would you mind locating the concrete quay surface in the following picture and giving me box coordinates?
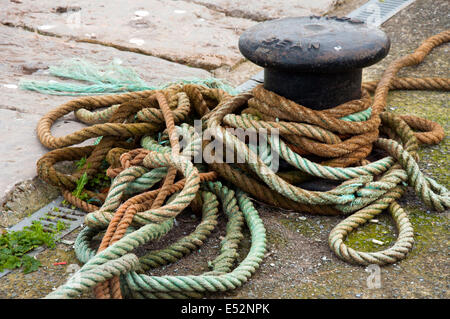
[0,0,448,299]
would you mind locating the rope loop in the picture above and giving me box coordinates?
[37,31,449,299]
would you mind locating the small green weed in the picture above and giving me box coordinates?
[61,158,110,208]
[0,221,67,274]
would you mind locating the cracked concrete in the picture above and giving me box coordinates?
[0,0,448,300]
[0,0,341,70]
[0,23,211,203]
[0,0,257,70]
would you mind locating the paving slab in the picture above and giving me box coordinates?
[0,109,57,198]
[0,24,211,202]
[182,0,340,21]
[0,0,259,70]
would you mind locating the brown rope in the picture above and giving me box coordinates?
[35,31,449,298]
[205,30,449,213]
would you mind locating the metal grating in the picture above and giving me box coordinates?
[0,196,85,278]
[347,0,416,27]
[235,70,264,92]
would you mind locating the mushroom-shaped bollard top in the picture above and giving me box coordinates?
[239,16,390,109]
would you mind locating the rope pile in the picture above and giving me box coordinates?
[35,31,449,299]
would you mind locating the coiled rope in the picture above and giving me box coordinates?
[36,31,449,299]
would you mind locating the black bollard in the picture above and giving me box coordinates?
[239,16,390,110]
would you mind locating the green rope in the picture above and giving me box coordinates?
[47,182,266,299]
[31,40,448,299]
[20,58,240,95]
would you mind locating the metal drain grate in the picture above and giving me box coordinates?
[235,70,264,92]
[347,0,416,27]
[0,196,85,278]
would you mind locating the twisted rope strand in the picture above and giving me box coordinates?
[36,31,449,299]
